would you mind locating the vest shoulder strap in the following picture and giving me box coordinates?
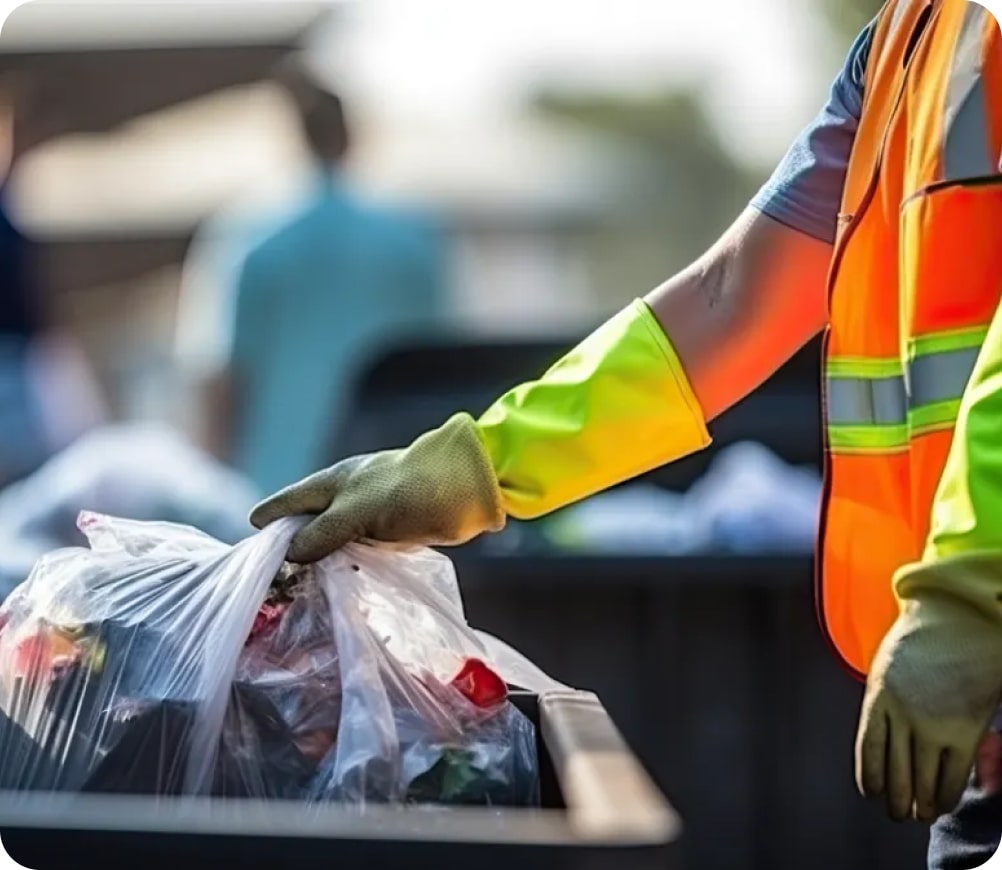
[839,0,934,220]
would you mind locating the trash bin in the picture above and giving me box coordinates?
[0,690,682,870]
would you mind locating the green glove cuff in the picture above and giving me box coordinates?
[474,299,710,520]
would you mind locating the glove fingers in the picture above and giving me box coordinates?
[250,471,338,529]
[912,739,944,822]
[856,704,888,798]
[885,719,914,822]
[286,507,359,563]
[937,745,976,817]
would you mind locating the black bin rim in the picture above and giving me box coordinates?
[0,691,681,849]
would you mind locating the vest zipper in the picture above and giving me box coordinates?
[815,5,938,684]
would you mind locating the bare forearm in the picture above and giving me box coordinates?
[645,208,832,420]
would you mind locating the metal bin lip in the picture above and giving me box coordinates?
[0,690,681,849]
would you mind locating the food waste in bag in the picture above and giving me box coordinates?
[0,512,561,807]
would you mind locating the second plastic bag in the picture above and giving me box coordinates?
[0,512,561,807]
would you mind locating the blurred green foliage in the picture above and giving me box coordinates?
[532,88,759,305]
[820,0,884,44]
[530,0,885,310]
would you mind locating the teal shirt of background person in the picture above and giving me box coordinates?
[228,175,449,496]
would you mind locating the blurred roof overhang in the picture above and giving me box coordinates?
[0,1,621,296]
[30,199,607,300]
[0,0,336,151]
[9,97,617,294]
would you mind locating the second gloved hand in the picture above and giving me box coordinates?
[855,554,1002,822]
[249,413,505,563]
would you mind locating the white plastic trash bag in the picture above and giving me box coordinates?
[0,512,565,807]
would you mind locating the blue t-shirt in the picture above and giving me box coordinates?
[181,176,449,496]
[750,21,875,244]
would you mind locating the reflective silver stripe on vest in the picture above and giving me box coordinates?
[943,2,993,180]
[827,374,907,426]
[908,345,981,406]
[827,346,980,426]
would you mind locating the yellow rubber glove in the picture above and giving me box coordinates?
[250,299,709,562]
[855,554,1002,821]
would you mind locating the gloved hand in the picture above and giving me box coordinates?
[249,413,505,563]
[855,554,1002,822]
[251,299,710,563]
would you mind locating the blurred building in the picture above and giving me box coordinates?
[0,1,336,422]
[0,0,838,431]
[0,0,636,428]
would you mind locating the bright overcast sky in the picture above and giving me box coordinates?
[309,0,841,167]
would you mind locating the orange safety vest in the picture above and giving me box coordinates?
[818,0,1002,679]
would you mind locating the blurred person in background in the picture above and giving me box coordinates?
[174,57,449,496]
[0,83,105,489]
[0,148,45,485]
[251,2,1002,867]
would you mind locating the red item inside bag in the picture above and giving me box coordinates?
[450,658,508,709]
[247,602,287,644]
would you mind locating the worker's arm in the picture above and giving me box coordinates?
[250,209,831,562]
[473,210,831,520]
[646,207,830,421]
[856,298,1002,821]
[175,214,274,466]
[250,20,873,562]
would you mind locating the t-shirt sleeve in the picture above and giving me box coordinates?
[749,19,875,245]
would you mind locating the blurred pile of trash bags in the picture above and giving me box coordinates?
[0,423,821,575]
[514,442,822,558]
[0,511,555,807]
[0,423,260,601]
